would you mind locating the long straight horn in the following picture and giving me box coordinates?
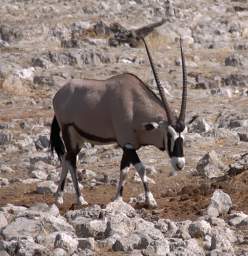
[178,37,187,126]
[142,37,175,125]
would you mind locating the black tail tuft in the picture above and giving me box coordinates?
[50,116,65,161]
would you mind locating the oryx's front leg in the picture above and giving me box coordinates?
[114,145,157,208]
[113,150,131,201]
[134,160,157,209]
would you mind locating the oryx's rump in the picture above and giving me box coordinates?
[53,73,168,149]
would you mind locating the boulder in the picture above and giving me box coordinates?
[207,190,232,217]
[196,150,228,179]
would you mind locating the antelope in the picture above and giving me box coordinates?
[50,38,187,208]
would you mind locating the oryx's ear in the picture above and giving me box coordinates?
[142,121,164,131]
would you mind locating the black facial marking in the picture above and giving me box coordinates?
[173,137,184,157]
[167,133,184,158]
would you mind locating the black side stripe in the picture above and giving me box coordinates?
[67,123,116,143]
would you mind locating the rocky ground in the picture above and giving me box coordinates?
[1,0,248,255]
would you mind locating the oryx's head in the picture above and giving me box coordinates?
[142,37,187,172]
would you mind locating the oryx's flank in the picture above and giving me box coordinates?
[50,38,187,208]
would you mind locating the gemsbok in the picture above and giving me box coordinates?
[50,37,187,208]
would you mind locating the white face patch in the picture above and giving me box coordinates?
[167,125,180,152]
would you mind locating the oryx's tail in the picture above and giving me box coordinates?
[50,115,65,161]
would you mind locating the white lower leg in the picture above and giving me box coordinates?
[114,167,129,201]
[134,162,157,208]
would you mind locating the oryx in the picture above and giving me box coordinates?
[50,38,187,208]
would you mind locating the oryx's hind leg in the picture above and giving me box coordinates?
[66,152,88,206]
[55,154,68,205]
[62,125,88,206]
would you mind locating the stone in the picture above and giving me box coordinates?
[2,74,29,95]
[188,220,211,238]
[66,205,102,223]
[0,178,9,187]
[0,165,14,174]
[54,232,78,254]
[188,116,212,133]
[155,219,178,237]
[36,180,57,194]
[104,200,136,217]
[233,127,248,142]
[3,237,49,256]
[207,190,232,217]
[0,132,12,145]
[203,128,239,143]
[112,233,149,252]
[74,219,107,239]
[225,53,243,66]
[228,211,248,227]
[210,226,236,253]
[78,237,95,250]
[53,248,68,256]
[0,212,8,229]
[31,170,48,180]
[228,153,248,176]
[35,135,50,150]
[2,217,42,240]
[196,150,228,179]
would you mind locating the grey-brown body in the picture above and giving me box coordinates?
[53,73,168,150]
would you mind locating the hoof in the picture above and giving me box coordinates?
[77,196,88,206]
[145,192,158,209]
[55,194,64,205]
[112,196,123,202]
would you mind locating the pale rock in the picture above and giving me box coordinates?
[0,178,9,187]
[228,211,248,227]
[0,132,12,145]
[14,67,35,80]
[188,116,212,133]
[104,199,136,217]
[2,74,29,95]
[155,219,178,237]
[0,212,8,229]
[54,232,79,254]
[207,190,232,217]
[75,218,107,239]
[106,213,136,237]
[188,220,211,238]
[36,180,57,194]
[112,233,149,252]
[78,237,95,250]
[31,170,48,180]
[2,217,42,240]
[53,248,68,256]
[66,205,102,223]
[0,164,14,174]
[196,150,228,179]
